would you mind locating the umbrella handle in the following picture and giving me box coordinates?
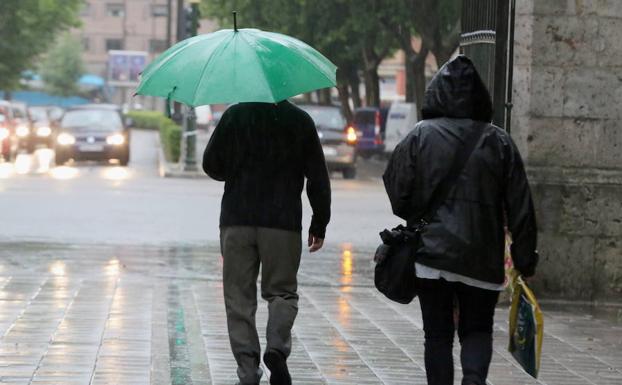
[166,87,176,118]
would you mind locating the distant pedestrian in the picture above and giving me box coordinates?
[203,101,331,385]
[383,55,539,385]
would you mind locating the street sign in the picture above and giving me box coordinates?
[107,50,148,87]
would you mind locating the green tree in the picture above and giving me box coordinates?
[202,0,397,118]
[40,34,85,97]
[0,0,83,97]
[376,0,461,119]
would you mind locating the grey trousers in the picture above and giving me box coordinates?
[220,226,302,385]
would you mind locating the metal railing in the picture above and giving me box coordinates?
[460,0,515,133]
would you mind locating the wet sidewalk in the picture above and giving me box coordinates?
[0,242,620,385]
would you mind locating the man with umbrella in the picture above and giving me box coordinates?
[137,23,335,385]
[203,99,331,385]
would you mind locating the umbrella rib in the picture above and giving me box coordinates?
[190,33,236,105]
[261,31,337,84]
[238,32,278,102]
[138,33,225,99]
[246,30,337,96]
[137,42,199,98]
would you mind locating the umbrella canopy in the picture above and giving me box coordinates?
[135,28,337,106]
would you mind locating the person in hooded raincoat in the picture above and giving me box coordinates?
[383,55,538,385]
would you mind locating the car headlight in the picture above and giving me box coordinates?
[106,133,125,145]
[0,127,9,140]
[16,125,30,138]
[57,133,76,145]
[36,126,52,137]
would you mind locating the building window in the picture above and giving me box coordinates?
[149,39,168,53]
[80,2,91,16]
[105,38,124,51]
[82,37,90,51]
[151,4,168,17]
[106,3,125,17]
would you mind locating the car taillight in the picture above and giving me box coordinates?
[374,111,383,145]
[346,126,357,144]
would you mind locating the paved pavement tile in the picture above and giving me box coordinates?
[0,242,620,384]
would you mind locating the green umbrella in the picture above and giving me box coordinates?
[135,27,337,106]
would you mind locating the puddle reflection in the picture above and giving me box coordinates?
[50,261,66,276]
[102,166,130,181]
[0,162,14,178]
[340,244,353,286]
[35,149,54,173]
[50,166,79,180]
[105,257,120,276]
[14,154,32,174]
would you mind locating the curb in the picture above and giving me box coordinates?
[156,134,208,179]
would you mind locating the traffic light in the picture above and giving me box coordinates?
[184,4,200,38]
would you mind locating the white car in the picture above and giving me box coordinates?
[383,102,418,155]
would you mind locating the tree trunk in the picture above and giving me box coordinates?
[363,66,381,107]
[362,45,381,107]
[348,69,362,108]
[431,47,454,69]
[337,68,353,122]
[404,51,416,103]
[412,47,428,121]
[337,80,353,122]
[318,88,332,105]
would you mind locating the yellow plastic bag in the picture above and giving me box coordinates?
[508,271,544,378]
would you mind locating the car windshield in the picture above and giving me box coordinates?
[12,107,25,119]
[29,107,49,122]
[61,109,122,131]
[299,106,345,131]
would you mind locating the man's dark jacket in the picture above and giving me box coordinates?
[383,55,538,283]
[203,101,331,238]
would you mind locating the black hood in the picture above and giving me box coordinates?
[421,55,493,122]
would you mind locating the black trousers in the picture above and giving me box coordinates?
[417,278,500,385]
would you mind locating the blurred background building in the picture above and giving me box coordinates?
[75,0,217,107]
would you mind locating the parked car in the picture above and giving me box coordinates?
[54,104,130,166]
[298,104,357,179]
[9,102,36,153]
[352,106,389,158]
[22,105,55,151]
[195,105,213,130]
[0,112,11,161]
[383,102,418,155]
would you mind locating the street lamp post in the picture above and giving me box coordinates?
[181,0,201,172]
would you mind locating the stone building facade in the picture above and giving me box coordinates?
[512,0,622,300]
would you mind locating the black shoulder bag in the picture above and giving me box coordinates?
[374,123,487,304]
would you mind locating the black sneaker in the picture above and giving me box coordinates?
[263,349,291,385]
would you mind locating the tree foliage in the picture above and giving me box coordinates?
[0,0,83,94]
[40,34,85,97]
[202,0,461,118]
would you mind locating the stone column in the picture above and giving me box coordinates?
[512,0,622,300]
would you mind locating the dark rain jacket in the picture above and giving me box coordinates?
[203,101,331,238]
[383,55,538,284]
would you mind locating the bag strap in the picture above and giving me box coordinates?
[416,122,488,228]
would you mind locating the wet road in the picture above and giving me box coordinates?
[0,129,396,250]
[0,242,620,385]
[1,130,621,384]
